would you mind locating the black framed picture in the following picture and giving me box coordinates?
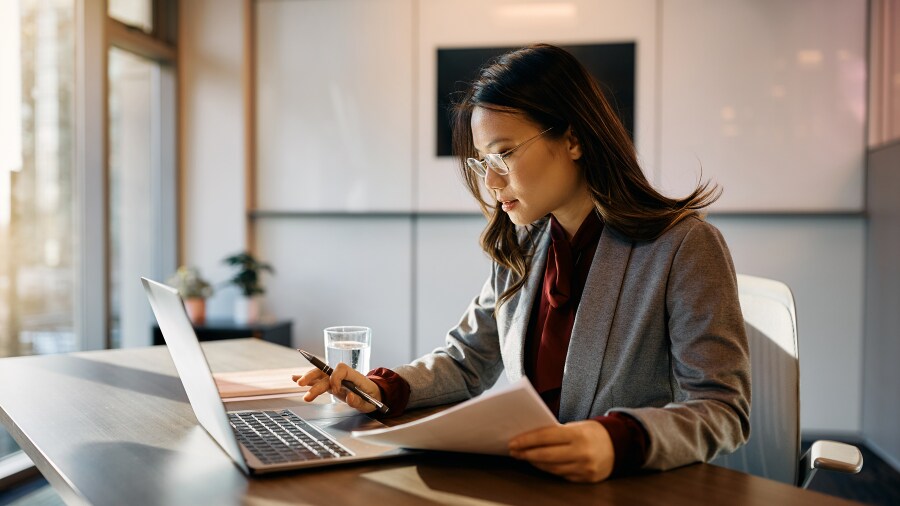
[436,43,636,157]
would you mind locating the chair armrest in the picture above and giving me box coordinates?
[799,440,863,488]
[810,440,863,473]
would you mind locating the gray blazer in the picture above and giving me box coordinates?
[394,215,751,471]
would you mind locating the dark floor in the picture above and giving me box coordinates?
[1,439,898,505]
[0,478,61,506]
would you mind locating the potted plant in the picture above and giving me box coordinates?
[222,251,274,324]
[166,266,214,325]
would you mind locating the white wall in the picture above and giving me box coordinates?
[181,0,867,433]
[180,0,247,317]
[659,0,866,212]
[257,217,414,368]
[254,0,867,214]
[255,0,415,212]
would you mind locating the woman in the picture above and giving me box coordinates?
[295,43,750,483]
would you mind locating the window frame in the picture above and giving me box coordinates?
[75,0,177,352]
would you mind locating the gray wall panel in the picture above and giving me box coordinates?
[863,141,900,468]
[414,216,491,357]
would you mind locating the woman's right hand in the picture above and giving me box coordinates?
[292,363,383,414]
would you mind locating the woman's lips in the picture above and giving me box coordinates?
[500,200,518,212]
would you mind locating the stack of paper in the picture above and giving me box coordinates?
[352,377,559,455]
[213,367,311,399]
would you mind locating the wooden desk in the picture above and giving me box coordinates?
[0,340,858,506]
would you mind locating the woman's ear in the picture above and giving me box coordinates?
[566,127,583,161]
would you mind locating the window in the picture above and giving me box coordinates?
[108,0,153,33]
[0,0,177,480]
[107,47,176,348]
[0,0,77,464]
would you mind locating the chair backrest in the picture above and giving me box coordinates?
[711,274,801,485]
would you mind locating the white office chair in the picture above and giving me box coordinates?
[711,274,863,487]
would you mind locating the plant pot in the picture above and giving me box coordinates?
[234,295,261,325]
[183,297,207,325]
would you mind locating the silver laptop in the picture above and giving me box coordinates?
[141,277,407,474]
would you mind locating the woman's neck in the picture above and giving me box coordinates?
[552,197,595,241]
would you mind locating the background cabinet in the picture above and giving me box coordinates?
[153,319,292,347]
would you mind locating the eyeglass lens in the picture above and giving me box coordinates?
[466,155,508,177]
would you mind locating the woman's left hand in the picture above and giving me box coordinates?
[508,421,615,483]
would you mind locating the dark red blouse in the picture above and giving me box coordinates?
[523,212,648,476]
[368,212,649,476]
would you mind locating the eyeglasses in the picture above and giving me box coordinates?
[466,127,553,178]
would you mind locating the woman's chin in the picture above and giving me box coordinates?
[504,209,540,227]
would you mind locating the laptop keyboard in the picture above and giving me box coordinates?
[228,410,354,465]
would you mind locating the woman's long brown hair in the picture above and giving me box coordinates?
[450,44,720,308]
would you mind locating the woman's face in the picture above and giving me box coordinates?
[470,106,591,234]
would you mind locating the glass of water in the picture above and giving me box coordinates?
[323,326,371,375]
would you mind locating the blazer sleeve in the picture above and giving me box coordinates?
[392,266,505,409]
[611,221,752,470]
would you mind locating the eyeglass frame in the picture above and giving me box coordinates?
[466,126,554,178]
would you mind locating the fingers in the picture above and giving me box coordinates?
[528,460,587,481]
[519,450,591,483]
[293,369,326,386]
[302,376,333,402]
[294,362,381,412]
[328,363,353,395]
[294,369,328,402]
[509,421,615,483]
[343,390,376,414]
[510,442,576,465]
[529,457,609,483]
[509,425,571,452]
[328,363,367,395]
[509,426,576,468]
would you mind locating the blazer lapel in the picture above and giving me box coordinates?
[558,227,633,422]
[500,222,551,382]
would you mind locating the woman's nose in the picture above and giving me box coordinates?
[484,167,507,190]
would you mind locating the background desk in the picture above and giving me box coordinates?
[152,319,292,346]
[0,340,859,506]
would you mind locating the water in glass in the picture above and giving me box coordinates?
[326,340,371,374]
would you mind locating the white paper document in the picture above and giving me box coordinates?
[351,377,559,455]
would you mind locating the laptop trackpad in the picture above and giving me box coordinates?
[315,415,385,434]
[288,403,387,434]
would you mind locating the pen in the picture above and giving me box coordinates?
[297,349,390,415]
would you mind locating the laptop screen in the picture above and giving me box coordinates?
[142,277,250,474]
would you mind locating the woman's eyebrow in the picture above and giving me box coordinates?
[474,138,512,155]
[486,139,511,151]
